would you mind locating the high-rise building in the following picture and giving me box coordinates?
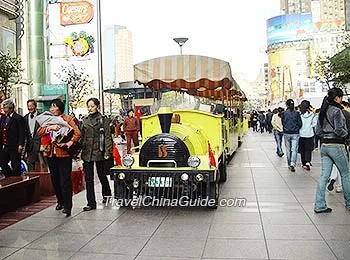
[280,0,311,14]
[319,0,345,23]
[103,25,133,86]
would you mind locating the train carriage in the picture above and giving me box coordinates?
[111,55,246,208]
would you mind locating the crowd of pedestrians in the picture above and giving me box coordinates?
[0,96,140,217]
[249,87,350,213]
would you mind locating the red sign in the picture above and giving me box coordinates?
[60,1,94,26]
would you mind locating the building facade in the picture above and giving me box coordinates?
[346,0,350,29]
[319,0,345,23]
[266,0,346,107]
[280,0,311,14]
[0,0,17,56]
[103,25,133,86]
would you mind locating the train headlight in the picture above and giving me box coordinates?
[118,172,125,180]
[122,154,134,168]
[195,173,204,182]
[132,179,140,188]
[181,173,189,181]
[187,156,201,168]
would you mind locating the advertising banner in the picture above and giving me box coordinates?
[267,13,313,45]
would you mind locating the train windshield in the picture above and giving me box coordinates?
[152,91,198,111]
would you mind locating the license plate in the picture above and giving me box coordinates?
[148,177,172,187]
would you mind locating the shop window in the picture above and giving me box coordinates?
[0,28,16,56]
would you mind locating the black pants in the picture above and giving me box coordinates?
[299,137,313,166]
[47,156,73,210]
[251,121,257,131]
[0,147,21,177]
[83,160,112,207]
[314,135,320,149]
[259,122,265,133]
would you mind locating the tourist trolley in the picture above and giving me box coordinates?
[111,55,246,208]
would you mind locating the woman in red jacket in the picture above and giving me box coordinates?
[123,109,139,154]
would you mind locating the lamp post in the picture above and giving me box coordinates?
[96,0,104,113]
[173,37,188,55]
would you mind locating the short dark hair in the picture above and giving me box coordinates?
[127,108,134,114]
[86,98,100,107]
[49,98,65,113]
[27,99,37,107]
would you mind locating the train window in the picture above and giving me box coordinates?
[214,104,225,114]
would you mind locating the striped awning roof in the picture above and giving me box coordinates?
[134,55,244,101]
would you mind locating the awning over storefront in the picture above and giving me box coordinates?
[34,95,65,102]
[134,55,245,101]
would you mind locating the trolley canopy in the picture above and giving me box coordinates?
[134,55,245,101]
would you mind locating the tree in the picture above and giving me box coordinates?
[104,92,120,114]
[313,55,334,90]
[0,52,22,97]
[55,64,93,112]
[329,48,350,90]
[104,81,120,114]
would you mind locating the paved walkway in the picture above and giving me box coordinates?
[0,131,350,260]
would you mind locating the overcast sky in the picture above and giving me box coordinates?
[100,0,280,82]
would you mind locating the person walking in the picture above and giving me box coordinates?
[281,99,302,172]
[124,109,140,154]
[326,100,350,193]
[251,111,258,132]
[271,107,284,157]
[314,88,350,213]
[257,111,266,133]
[80,98,112,211]
[0,99,25,177]
[266,109,273,133]
[299,100,317,171]
[37,99,81,217]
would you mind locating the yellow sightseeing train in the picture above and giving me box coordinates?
[111,55,246,208]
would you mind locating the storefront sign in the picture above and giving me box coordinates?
[60,1,94,26]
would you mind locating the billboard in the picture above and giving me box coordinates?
[267,13,313,45]
[60,1,94,26]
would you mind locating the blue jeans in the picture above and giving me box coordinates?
[273,130,283,155]
[284,134,299,166]
[315,144,350,211]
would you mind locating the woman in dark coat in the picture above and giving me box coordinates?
[81,98,112,211]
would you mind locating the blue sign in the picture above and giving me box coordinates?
[267,13,313,45]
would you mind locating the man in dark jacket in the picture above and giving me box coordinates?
[24,99,45,172]
[0,99,25,177]
[266,109,273,133]
[281,99,302,172]
[257,111,266,133]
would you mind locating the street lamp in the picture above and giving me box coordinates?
[96,0,104,113]
[173,37,188,55]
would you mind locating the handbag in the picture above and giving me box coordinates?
[55,129,82,159]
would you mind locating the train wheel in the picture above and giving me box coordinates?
[207,182,219,209]
[219,160,227,183]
